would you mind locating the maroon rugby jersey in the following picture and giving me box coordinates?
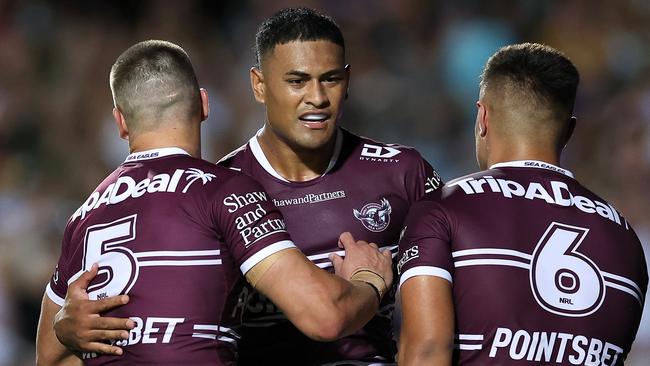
[46,147,295,365]
[398,160,648,365]
[218,127,442,365]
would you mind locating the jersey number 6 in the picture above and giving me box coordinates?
[82,214,139,300]
[530,222,605,317]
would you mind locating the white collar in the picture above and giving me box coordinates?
[124,147,191,163]
[490,160,574,178]
[249,127,343,182]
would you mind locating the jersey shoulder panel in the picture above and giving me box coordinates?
[441,170,492,198]
[183,155,243,181]
[418,170,489,215]
[342,129,443,198]
[68,167,126,223]
[217,142,250,171]
[397,194,455,285]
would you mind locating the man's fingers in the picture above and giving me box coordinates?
[382,249,393,260]
[83,341,124,356]
[91,315,135,331]
[329,253,344,273]
[88,329,130,341]
[338,232,355,249]
[368,242,379,250]
[89,295,130,314]
[69,263,99,293]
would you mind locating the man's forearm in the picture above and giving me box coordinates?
[332,279,381,338]
[398,276,455,366]
[399,338,453,366]
[252,249,381,341]
[36,293,82,366]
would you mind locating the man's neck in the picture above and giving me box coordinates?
[257,129,337,182]
[488,142,561,168]
[129,128,201,159]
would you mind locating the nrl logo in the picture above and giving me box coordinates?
[353,198,392,232]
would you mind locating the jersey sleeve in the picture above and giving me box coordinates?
[46,221,76,306]
[405,152,443,202]
[214,174,295,275]
[397,198,454,289]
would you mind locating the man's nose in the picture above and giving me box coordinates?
[305,80,329,108]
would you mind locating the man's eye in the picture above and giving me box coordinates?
[287,79,305,85]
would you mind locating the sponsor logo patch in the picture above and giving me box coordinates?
[360,144,401,163]
[448,176,628,228]
[272,190,346,207]
[72,168,216,221]
[397,245,419,275]
[488,327,623,365]
[223,191,287,248]
[425,171,443,193]
[353,198,392,232]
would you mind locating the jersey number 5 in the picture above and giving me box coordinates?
[82,214,139,300]
[530,222,605,317]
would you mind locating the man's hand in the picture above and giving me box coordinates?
[54,263,135,356]
[329,232,394,290]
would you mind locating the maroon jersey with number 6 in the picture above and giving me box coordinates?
[47,147,294,365]
[218,127,442,365]
[398,160,647,366]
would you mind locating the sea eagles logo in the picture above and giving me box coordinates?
[353,198,392,232]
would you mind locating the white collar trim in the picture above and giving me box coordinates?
[124,147,190,163]
[249,127,343,182]
[490,160,574,178]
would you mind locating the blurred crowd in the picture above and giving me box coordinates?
[1,0,649,364]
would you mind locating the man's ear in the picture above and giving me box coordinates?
[477,101,488,137]
[250,67,265,103]
[199,88,209,122]
[113,107,129,140]
[562,116,577,149]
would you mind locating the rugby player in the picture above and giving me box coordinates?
[51,8,443,365]
[397,43,648,365]
[215,8,441,365]
[35,40,393,365]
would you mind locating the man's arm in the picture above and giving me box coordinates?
[36,294,81,366]
[48,232,391,350]
[398,276,455,366]
[250,232,393,341]
[48,264,135,356]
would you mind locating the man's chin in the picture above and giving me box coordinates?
[293,131,336,152]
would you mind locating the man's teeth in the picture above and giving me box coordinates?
[301,114,328,122]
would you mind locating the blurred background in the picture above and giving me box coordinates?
[0,0,649,364]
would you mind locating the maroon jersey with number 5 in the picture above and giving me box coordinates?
[398,160,647,365]
[47,147,294,365]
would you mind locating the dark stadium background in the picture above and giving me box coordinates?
[0,0,648,364]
